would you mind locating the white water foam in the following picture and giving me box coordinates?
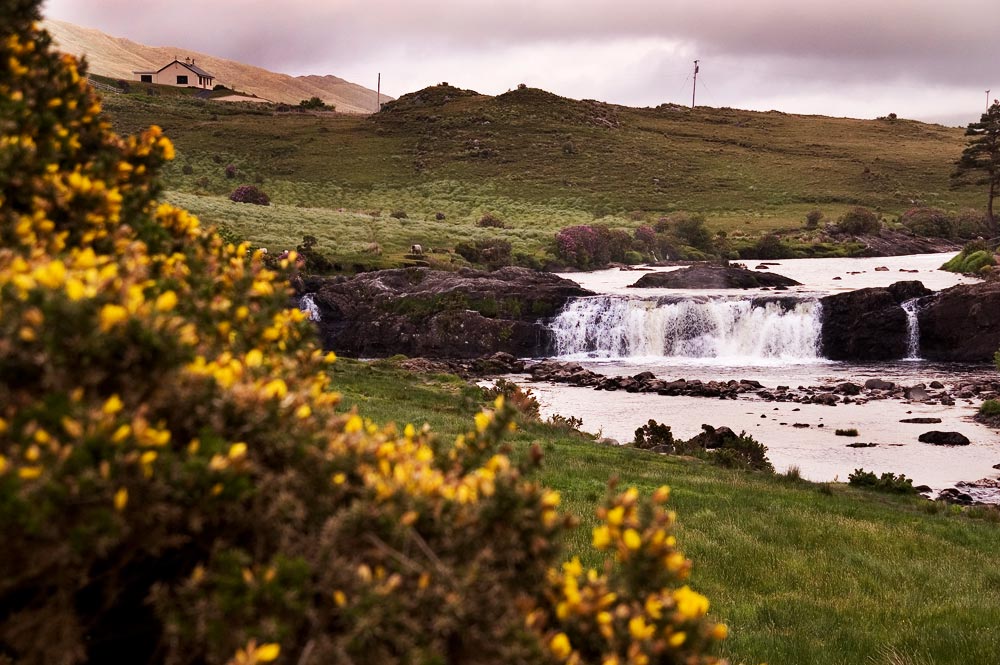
[901,298,922,361]
[551,296,823,362]
[299,293,322,322]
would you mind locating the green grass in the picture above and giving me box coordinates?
[330,358,1000,665]
[95,84,984,269]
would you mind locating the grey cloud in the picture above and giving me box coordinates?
[43,0,999,122]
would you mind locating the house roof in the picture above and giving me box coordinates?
[156,59,214,79]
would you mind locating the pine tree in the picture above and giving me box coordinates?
[954,101,1000,236]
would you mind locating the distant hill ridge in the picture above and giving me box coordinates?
[43,18,388,113]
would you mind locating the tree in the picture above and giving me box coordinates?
[954,101,1000,236]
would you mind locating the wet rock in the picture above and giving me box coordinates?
[836,382,862,395]
[930,381,945,389]
[900,417,943,424]
[846,442,877,448]
[874,266,889,271]
[865,378,896,391]
[305,267,591,358]
[628,264,801,289]
[919,281,1000,362]
[937,488,975,505]
[792,423,810,428]
[819,282,931,360]
[904,385,929,401]
[918,431,971,446]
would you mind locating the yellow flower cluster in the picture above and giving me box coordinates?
[532,486,727,665]
[2,11,728,664]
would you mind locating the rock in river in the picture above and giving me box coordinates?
[917,431,971,446]
[628,264,800,289]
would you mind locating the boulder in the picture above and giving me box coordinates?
[918,431,971,446]
[819,281,931,360]
[917,281,1000,361]
[303,267,592,358]
[864,378,896,391]
[628,264,801,289]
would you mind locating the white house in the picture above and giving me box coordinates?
[133,57,216,89]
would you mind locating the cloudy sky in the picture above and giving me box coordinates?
[43,0,999,126]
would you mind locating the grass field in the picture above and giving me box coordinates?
[98,84,986,269]
[331,357,1000,665]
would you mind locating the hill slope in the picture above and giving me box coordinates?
[98,82,984,268]
[43,18,388,113]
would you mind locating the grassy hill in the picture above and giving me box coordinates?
[98,82,984,269]
[44,19,388,112]
[333,358,1000,665]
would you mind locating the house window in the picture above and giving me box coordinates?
[177,75,188,85]
[140,75,152,83]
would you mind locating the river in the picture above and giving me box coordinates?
[507,253,1000,496]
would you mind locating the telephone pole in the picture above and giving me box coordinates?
[692,60,699,108]
[988,89,992,112]
[377,73,381,112]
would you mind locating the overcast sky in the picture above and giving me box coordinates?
[43,0,999,126]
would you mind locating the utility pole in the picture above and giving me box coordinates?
[691,60,699,108]
[988,89,992,112]
[377,73,381,112]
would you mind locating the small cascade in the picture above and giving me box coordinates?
[550,295,823,361]
[298,292,322,322]
[901,298,921,360]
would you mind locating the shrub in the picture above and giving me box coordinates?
[753,234,792,259]
[224,163,237,179]
[455,238,512,269]
[952,209,990,239]
[435,211,446,220]
[562,140,577,155]
[0,11,727,663]
[389,210,408,219]
[634,224,657,250]
[836,207,881,235]
[229,184,271,205]
[181,163,194,175]
[477,212,505,228]
[213,83,228,91]
[633,420,674,450]
[298,96,331,111]
[670,213,714,251]
[295,234,336,274]
[554,225,632,268]
[805,210,823,229]
[942,242,997,274]
[482,379,540,420]
[900,207,953,238]
[979,399,1000,417]
[848,469,918,495]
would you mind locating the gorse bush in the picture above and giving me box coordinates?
[848,469,918,495]
[0,7,727,665]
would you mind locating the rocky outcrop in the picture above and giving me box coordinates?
[628,264,800,289]
[301,267,592,358]
[819,281,931,360]
[846,229,962,257]
[917,281,1000,361]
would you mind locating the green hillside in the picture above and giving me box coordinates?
[99,84,983,268]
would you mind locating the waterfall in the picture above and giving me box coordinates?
[299,292,321,322]
[901,298,921,360]
[550,295,823,361]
